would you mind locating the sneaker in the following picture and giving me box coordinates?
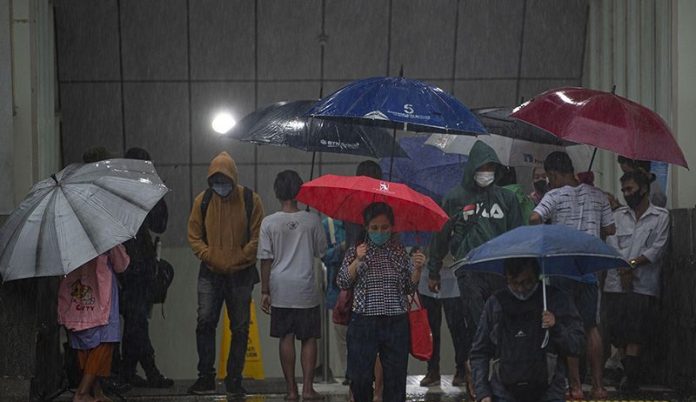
[100,377,132,395]
[451,370,466,386]
[122,374,149,387]
[225,379,247,397]
[187,376,216,395]
[146,373,175,388]
[419,370,440,387]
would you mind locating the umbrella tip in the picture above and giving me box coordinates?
[399,65,404,77]
[611,84,616,94]
[51,174,59,184]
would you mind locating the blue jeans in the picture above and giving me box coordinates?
[420,294,469,372]
[195,263,254,383]
[347,314,409,402]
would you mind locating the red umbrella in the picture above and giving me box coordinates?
[511,87,688,168]
[296,174,448,232]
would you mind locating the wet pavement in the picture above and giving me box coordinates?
[50,375,684,401]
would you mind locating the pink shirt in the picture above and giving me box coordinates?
[57,245,129,332]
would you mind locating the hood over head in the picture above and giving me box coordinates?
[207,151,239,186]
[461,140,502,188]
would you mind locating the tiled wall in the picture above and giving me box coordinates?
[55,0,589,247]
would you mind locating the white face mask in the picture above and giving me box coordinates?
[474,171,495,187]
[508,282,539,301]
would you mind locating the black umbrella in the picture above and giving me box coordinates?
[473,107,577,146]
[232,100,408,160]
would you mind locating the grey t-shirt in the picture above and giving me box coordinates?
[257,211,328,308]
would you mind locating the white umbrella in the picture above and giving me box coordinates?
[0,159,169,281]
[426,133,592,169]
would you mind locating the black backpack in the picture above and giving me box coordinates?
[150,255,174,304]
[495,287,549,402]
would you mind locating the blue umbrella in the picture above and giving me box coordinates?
[378,136,466,204]
[307,76,486,135]
[378,136,466,247]
[452,224,629,309]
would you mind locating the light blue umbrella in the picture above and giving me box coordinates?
[452,224,629,310]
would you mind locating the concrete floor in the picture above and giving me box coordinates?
[51,375,679,401]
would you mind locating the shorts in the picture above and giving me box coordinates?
[77,343,114,377]
[550,277,599,329]
[270,306,321,340]
[604,292,658,347]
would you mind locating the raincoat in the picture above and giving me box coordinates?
[427,141,523,280]
[57,245,130,332]
[188,152,264,274]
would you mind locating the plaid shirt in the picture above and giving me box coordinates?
[337,237,416,316]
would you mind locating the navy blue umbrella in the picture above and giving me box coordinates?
[378,136,466,247]
[452,224,629,309]
[378,136,466,204]
[307,77,486,135]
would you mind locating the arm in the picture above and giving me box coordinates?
[108,244,131,273]
[260,259,272,314]
[427,197,455,283]
[600,195,616,239]
[313,216,328,258]
[336,246,363,289]
[187,194,210,264]
[241,192,265,265]
[529,211,542,225]
[530,192,554,225]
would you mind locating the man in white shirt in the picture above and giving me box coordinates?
[529,151,616,400]
[258,170,328,400]
[604,170,670,392]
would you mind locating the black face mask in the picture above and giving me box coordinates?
[533,179,548,194]
[624,190,647,209]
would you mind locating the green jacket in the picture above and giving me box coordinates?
[427,141,524,280]
[502,183,534,224]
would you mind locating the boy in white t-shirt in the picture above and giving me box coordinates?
[258,170,327,400]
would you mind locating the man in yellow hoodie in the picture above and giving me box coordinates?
[186,152,264,396]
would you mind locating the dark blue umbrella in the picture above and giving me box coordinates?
[378,136,465,204]
[452,224,629,309]
[378,136,466,247]
[307,77,486,135]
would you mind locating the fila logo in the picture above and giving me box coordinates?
[476,203,505,219]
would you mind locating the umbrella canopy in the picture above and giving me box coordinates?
[510,87,688,168]
[473,107,574,146]
[451,224,629,278]
[0,159,169,281]
[232,100,408,158]
[306,76,486,135]
[378,136,466,202]
[426,132,592,169]
[296,174,448,233]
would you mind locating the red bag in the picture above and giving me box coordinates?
[408,293,433,361]
[332,288,353,325]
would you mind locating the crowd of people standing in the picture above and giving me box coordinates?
[57,140,669,402]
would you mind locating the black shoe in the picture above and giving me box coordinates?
[187,376,216,395]
[225,379,247,397]
[146,373,175,388]
[101,376,133,395]
[342,378,350,386]
[619,376,640,394]
[122,373,149,387]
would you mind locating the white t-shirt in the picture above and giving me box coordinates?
[533,183,614,238]
[257,211,327,308]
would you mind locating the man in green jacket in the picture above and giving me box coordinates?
[427,141,523,396]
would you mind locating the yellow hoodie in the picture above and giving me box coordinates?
[188,152,264,274]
